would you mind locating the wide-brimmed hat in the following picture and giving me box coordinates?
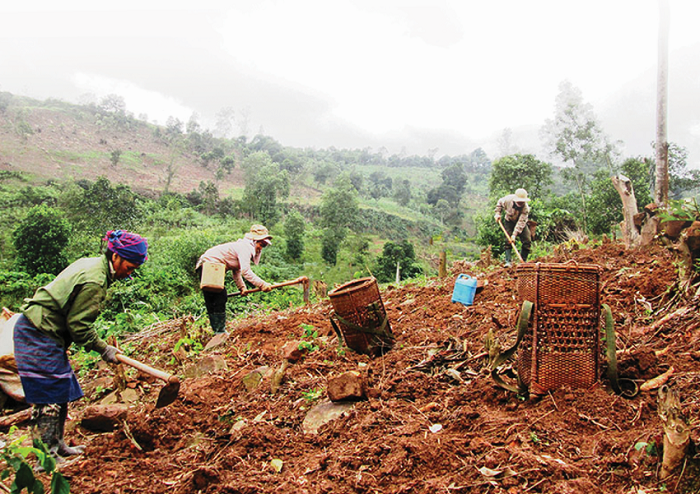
[244,224,273,244]
[514,188,530,202]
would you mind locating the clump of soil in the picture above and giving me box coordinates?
[10,242,700,493]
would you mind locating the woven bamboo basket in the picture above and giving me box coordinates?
[515,262,601,394]
[328,277,394,357]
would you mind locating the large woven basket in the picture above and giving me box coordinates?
[515,262,601,394]
[328,277,394,357]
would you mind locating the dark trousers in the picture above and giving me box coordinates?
[503,219,532,254]
[196,267,227,315]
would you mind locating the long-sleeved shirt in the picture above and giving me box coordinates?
[21,256,111,353]
[195,238,266,292]
[495,194,530,236]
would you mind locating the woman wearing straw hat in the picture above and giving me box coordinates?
[494,188,531,267]
[195,225,273,333]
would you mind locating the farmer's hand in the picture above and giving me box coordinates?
[494,213,501,222]
[100,344,120,363]
[261,282,273,292]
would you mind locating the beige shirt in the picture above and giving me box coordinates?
[495,194,530,236]
[196,238,265,291]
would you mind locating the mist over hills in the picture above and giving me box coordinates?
[485,43,700,168]
[1,39,698,187]
[599,43,700,167]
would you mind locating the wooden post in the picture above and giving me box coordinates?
[395,261,401,284]
[302,279,310,305]
[438,251,447,278]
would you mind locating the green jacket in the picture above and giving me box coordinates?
[21,256,112,353]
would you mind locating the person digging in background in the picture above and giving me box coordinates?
[14,230,148,461]
[195,224,273,334]
[494,188,531,267]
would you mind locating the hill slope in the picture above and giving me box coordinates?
[11,240,695,494]
[0,97,245,197]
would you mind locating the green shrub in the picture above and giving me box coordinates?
[12,204,71,275]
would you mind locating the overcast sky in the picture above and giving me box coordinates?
[1,0,699,158]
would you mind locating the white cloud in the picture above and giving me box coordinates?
[72,73,193,124]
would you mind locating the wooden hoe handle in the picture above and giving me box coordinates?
[228,276,309,298]
[497,219,525,263]
[115,353,174,383]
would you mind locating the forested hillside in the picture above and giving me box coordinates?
[3,88,700,493]
[0,91,492,313]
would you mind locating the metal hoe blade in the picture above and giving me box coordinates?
[155,376,180,408]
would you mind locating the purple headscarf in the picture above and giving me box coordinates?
[104,230,148,265]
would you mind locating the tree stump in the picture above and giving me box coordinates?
[657,385,690,480]
[611,175,640,247]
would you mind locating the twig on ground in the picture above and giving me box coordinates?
[122,420,142,451]
[530,410,555,427]
[523,478,547,492]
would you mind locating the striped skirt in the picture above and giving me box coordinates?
[13,314,83,404]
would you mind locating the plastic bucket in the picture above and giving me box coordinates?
[451,274,477,306]
[328,277,394,357]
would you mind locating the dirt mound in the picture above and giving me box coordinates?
[16,242,700,493]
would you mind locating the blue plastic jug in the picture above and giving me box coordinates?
[451,274,478,306]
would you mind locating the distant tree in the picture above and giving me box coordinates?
[393,179,412,206]
[214,107,235,139]
[463,148,491,173]
[489,154,553,200]
[0,92,12,114]
[198,181,219,216]
[99,94,126,114]
[110,149,122,167]
[201,147,225,169]
[237,106,252,138]
[321,228,344,265]
[663,143,700,199]
[540,80,620,231]
[284,210,305,261]
[248,135,284,159]
[13,204,71,275]
[621,157,654,208]
[320,176,359,232]
[497,128,518,158]
[349,236,371,269]
[374,240,421,283]
[348,170,364,193]
[188,129,216,156]
[186,112,201,134]
[427,163,467,207]
[433,199,450,224]
[367,171,392,200]
[241,152,290,226]
[220,155,236,175]
[319,176,359,265]
[312,161,340,185]
[67,177,140,234]
[166,116,184,137]
[280,156,303,174]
